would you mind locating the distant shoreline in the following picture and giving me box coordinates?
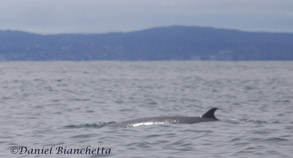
[1,26,293,61]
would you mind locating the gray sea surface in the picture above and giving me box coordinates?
[0,61,292,158]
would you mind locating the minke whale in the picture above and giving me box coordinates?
[109,108,218,128]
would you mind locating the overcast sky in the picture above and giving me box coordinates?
[0,0,292,34]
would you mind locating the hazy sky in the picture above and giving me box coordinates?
[0,0,292,34]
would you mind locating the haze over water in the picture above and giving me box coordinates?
[0,61,292,158]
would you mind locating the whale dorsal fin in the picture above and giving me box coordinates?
[201,108,218,120]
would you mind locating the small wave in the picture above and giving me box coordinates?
[224,119,241,124]
[126,141,152,149]
[64,122,116,129]
[240,119,268,124]
[70,134,97,139]
[263,137,289,142]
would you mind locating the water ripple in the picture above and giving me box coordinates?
[64,122,116,129]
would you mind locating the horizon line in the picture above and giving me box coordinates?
[1,25,293,35]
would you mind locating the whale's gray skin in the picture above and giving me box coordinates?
[109,108,218,128]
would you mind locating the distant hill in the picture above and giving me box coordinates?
[0,26,293,61]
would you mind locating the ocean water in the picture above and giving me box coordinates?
[0,61,292,158]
